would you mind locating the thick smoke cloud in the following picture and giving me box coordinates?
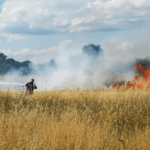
[0,43,137,91]
[0,44,104,91]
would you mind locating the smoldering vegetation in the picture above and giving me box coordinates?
[134,58,150,77]
[135,58,150,70]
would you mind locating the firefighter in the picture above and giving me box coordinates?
[25,78,37,94]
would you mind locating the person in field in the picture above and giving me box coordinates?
[25,78,37,94]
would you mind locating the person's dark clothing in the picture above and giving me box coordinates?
[26,81,37,93]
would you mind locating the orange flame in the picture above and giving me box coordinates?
[113,64,150,90]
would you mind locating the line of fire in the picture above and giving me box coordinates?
[113,59,150,90]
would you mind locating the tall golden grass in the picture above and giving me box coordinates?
[0,89,150,149]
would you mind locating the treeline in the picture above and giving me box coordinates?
[0,53,57,75]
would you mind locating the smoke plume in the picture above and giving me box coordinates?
[0,43,136,91]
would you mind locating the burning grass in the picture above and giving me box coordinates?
[113,63,150,90]
[0,89,150,149]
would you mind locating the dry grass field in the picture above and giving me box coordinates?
[0,89,150,149]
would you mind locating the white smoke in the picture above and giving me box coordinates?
[0,39,141,91]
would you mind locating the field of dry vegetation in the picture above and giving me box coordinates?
[0,89,150,149]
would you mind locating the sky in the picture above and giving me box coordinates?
[0,0,150,90]
[0,0,149,63]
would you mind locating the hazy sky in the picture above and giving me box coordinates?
[0,0,150,64]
